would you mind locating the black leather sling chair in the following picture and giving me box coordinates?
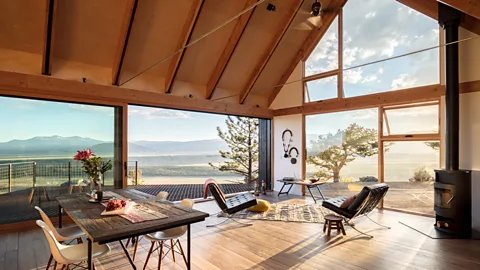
[205,179,257,227]
[322,183,390,238]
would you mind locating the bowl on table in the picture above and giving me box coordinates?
[309,178,319,183]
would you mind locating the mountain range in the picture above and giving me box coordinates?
[0,136,229,158]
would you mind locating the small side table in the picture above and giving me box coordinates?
[323,214,346,236]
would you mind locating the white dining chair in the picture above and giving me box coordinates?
[126,190,170,260]
[37,220,110,270]
[157,191,169,200]
[35,206,86,269]
[143,198,194,270]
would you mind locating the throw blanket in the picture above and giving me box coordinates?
[203,178,216,199]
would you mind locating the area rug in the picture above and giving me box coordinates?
[220,203,327,223]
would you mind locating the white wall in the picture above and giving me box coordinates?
[271,62,304,195]
[273,114,303,195]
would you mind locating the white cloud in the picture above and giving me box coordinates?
[350,108,377,120]
[128,107,189,119]
[69,104,113,113]
[377,67,384,74]
[362,75,377,83]
[391,74,418,90]
[365,12,376,18]
[344,68,363,84]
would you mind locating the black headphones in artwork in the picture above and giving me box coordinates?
[282,129,293,158]
[289,147,299,164]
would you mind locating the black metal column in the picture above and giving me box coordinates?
[258,119,272,190]
[438,2,462,170]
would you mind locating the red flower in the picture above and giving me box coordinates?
[73,148,95,161]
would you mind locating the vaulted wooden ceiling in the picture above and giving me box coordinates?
[0,0,478,110]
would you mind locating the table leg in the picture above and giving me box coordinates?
[307,186,317,203]
[119,239,137,269]
[316,186,326,200]
[277,183,286,196]
[58,205,62,228]
[87,238,92,270]
[187,224,191,270]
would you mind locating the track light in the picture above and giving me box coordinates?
[311,0,322,17]
[267,3,276,12]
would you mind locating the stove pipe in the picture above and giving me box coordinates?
[438,3,462,171]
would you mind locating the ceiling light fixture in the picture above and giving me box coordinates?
[311,0,322,16]
[267,3,276,12]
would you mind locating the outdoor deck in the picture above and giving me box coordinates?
[1,192,478,270]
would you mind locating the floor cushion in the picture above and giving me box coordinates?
[248,199,270,212]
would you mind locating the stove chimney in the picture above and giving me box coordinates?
[439,2,461,170]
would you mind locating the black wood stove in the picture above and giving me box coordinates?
[434,3,472,239]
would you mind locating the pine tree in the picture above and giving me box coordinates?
[209,116,259,183]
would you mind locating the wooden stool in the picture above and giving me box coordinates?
[323,214,346,236]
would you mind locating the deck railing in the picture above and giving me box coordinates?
[0,161,138,194]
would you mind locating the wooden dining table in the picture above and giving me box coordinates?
[56,188,209,270]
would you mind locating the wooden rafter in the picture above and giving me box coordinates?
[397,0,480,35]
[440,0,480,20]
[165,0,205,93]
[112,0,139,86]
[268,0,346,106]
[206,0,258,99]
[238,0,305,104]
[41,0,57,75]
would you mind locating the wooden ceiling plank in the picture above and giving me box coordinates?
[268,0,346,106]
[165,0,205,93]
[41,0,58,75]
[206,0,258,99]
[440,0,480,20]
[112,0,139,86]
[238,0,305,104]
[397,0,480,35]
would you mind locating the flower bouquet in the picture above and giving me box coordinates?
[73,148,112,192]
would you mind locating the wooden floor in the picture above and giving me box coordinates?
[1,193,480,270]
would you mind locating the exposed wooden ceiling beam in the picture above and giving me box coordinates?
[274,81,480,116]
[268,0,346,107]
[165,0,205,93]
[112,0,138,86]
[206,0,258,100]
[41,0,57,75]
[440,0,480,20]
[397,0,480,35]
[0,70,273,119]
[238,0,305,104]
[274,84,444,116]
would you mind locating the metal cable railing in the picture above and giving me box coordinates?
[0,161,123,194]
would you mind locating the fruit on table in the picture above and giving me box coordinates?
[106,199,127,211]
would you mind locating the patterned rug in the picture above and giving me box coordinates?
[221,203,327,223]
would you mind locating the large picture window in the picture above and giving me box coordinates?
[127,105,260,201]
[0,96,117,224]
[304,0,440,101]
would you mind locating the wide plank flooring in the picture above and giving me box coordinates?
[1,193,480,270]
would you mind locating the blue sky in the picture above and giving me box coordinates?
[0,97,115,142]
[0,97,228,142]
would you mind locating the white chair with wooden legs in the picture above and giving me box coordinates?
[35,206,86,269]
[125,191,170,261]
[143,199,193,270]
[37,220,110,270]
